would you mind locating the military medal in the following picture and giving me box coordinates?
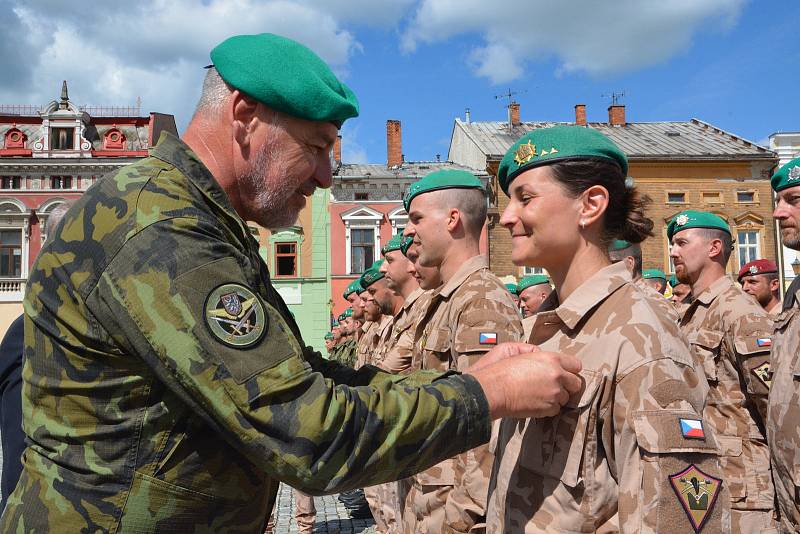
[204,283,268,348]
[669,464,722,533]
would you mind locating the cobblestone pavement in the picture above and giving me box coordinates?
[271,483,377,534]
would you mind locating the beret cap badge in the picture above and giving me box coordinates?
[676,214,689,226]
[789,166,800,181]
[514,141,537,165]
[750,265,759,274]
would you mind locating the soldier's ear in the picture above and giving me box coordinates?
[231,91,260,150]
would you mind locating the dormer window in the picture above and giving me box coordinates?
[50,127,74,150]
[103,128,126,150]
[4,128,26,149]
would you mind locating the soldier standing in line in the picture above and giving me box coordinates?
[642,268,668,295]
[505,283,520,310]
[324,332,334,353]
[670,210,775,532]
[738,259,782,315]
[767,156,800,533]
[608,238,643,278]
[335,309,358,368]
[344,280,367,338]
[355,262,387,369]
[402,170,523,534]
[487,126,727,533]
[516,274,552,338]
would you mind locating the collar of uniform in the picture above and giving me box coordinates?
[377,314,393,333]
[150,131,239,215]
[538,262,631,330]
[693,275,734,306]
[435,255,489,299]
[403,287,424,311]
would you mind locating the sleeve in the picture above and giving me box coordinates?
[445,293,524,532]
[86,219,491,495]
[613,357,728,533]
[728,313,772,425]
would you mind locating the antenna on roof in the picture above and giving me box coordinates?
[494,88,526,106]
[601,91,626,106]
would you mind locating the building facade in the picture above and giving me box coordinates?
[0,82,177,334]
[770,131,800,289]
[449,103,779,280]
[330,120,488,317]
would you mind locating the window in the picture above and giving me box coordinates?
[0,230,22,278]
[50,128,74,150]
[50,176,72,189]
[354,192,369,201]
[701,191,722,204]
[351,228,374,274]
[394,226,405,236]
[103,129,126,150]
[4,129,26,149]
[523,266,546,275]
[1,177,21,190]
[737,191,755,203]
[737,231,760,270]
[274,242,297,277]
[667,192,686,204]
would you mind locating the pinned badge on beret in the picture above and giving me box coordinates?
[676,214,689,226]
[753,362,772,389]
[789,166,800,181]
[204,283,267,348]
[514,141,537,165]
[669,464,722,533]
[749,265,759,274]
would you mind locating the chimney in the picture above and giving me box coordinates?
[509,101,521,127]
[333,135,342,164]
[465,108,471,123]
[608,104,626,126]
[574,104,587,126]
[387,120,402,167]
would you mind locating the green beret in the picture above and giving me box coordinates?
[518,275,551,292]
[404,170,483,211]
[341,307,353,318]
[359,260,385,290]
[331,320,339,328]
[337,312,346,322]
[324,332,334,340]
[498,126,628,195]
[210,33,359,126]
[771,156,800,193]
[642,269,667,281]
[505,283,519,295]
[343,280,361,299]
[669,274,679,287]
[381,234,413,256]
[667,210,731,241]
[609,239,632,251]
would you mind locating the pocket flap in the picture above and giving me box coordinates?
[566,369,604,409]
[733,336,771,356]
[715,435,743,457]
[633,411,719,454]
[690,329,723,350]
[423,327,451,353]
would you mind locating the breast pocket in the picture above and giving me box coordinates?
[690,329,724,384]
[422,327,453,371]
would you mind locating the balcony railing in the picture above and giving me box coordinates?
[0,278,25,302]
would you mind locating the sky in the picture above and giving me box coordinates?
[1,0,798,164]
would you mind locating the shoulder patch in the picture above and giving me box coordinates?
[204,283,268,348]
[752,362,772,389]
[669,464,722,533]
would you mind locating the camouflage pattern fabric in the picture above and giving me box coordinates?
[381,287,430,375]
[403,255,523,534]
[367,315,394,370]
[330,338,357,368]
[769,282,800,533]
[521,315,535,340]
[487,262,728,533]
[679,275,775,532]
[355,321,377,369]
[0,132,492,533]
[634,276,680,322]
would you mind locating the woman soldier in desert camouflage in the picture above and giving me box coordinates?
[486,125,729,533]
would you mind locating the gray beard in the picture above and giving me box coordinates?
[242,138,300,230]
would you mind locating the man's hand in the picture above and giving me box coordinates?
[467,351,583,419]
[466,342,539,373]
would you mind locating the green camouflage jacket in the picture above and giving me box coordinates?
[0,133,490,533]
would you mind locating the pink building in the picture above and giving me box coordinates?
[330,120,488,316]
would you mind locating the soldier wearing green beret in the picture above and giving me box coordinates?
[641,268,668,295]
[324,331,335,353]
[1,33,586,534]
[516,274,552,339]
[669,209,775,532]
[767,156,800,533]
[608,239,643,279]
[490,125,726,533]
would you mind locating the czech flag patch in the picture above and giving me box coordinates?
[680,418,705,440]
[479,332,498,345]
[756,338,771,347]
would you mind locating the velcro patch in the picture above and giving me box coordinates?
[669,464,722,533]
[204,283,267,349]
[479,332,497,345]
[753,362,772,389]
[679,418,705,440]
[756,337,772,347]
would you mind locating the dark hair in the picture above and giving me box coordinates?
[697,228,734,264]
[548,159,654,245]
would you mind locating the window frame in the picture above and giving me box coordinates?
[349,226,376,275]
[736,229,761,270]
[666,191,687,204]
[274,241,298,278]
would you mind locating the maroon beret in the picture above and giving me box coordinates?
[738,259,778,281]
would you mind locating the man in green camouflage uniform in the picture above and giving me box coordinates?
[1,33,583,533]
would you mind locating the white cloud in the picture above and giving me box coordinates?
[401,0,746,84]
[339,122,369,164]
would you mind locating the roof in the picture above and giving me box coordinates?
[452,118,775,161]
[336,160,486,179]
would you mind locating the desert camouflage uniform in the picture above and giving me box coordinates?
[487,262,727,533]
[0,133,492,533]
[264,489,316,534]
[679,275,775,533]
[403,255,522,534]
[356,320,378,369]
[635,277,680,322]
[334,337,358,368]
[769,278,800,533]
[378,287,427,374]
[521,316,535,340]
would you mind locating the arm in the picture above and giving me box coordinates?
[728,313,772,425]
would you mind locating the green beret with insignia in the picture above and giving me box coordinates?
[518,274,551,292]
[331,320,339,328]
[324,332,334,340]
[341,307,353,318]
[359,260,385,290]
[642,269,667,281]
[343,280,361,299]
[610,239,632,251]
[381,234,413,256]
[505,283,519,295]
[404,169,483,211]
[667,210,731,241]
[210,33,359,126]
[498,125,628,195]
[771,156,800,193]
